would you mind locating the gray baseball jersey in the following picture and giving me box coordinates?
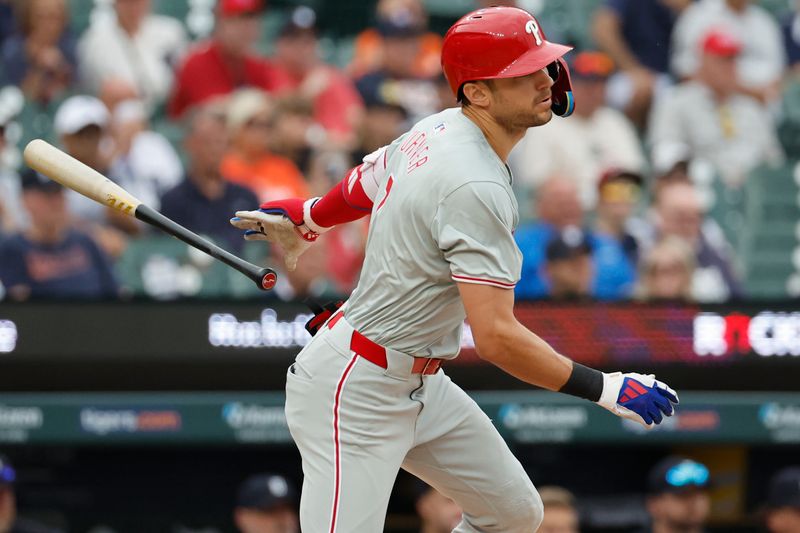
[346,107,523,359]
[285,107,542,533]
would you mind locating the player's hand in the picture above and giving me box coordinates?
[596,372,679,428]
[230,197,324,271]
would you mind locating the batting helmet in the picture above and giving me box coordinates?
[441,7,575,117]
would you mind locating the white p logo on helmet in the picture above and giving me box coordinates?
[525,19,542,46]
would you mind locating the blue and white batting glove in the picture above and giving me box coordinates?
[596,372,679,428]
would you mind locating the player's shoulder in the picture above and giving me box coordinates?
[416,108,509,174]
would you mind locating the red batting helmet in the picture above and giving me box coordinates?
[441,7,575,117]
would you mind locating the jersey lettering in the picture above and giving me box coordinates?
[400,131,430,173]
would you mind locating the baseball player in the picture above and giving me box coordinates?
[232,7,678,532]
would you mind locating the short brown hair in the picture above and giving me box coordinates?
[538,486,576,510]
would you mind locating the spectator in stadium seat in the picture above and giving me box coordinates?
[54,95,133,257]
[510,51,646,208]
[234,473,299,533]
[648,29,783,186]
[594,169,643,265]
[0,0,76,105]
[538,486,580,533]
[0,454,63,533]
[160,103,257,255]
[77,0,188,113]
[0,169,118,301]
[349,0,442,81]
[168,0,276,118]
[354,7,440,123]
[671,0,785,102]
[106,93,183,212]
[269,96,319,175]
[413,481,462,533]
[543,226,594,301]
[637,235,696,301]
[764,467,800,533]
[0,115,24,235]
[352,93,408,164]
[516,175,642,301]
[592,0,691,128]
[515,177,586,300]
[270,6,364,149]
[591,169,643,300]
[640,457,711,533]
[220,89,308,203]
[648,176,742,302]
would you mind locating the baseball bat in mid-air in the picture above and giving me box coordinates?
[23,139,277,291]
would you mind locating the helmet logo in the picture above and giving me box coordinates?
[525,19,543,46]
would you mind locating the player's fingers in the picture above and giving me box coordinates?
[655,381,679,405]
[648,408,663,425]
[284,253,298,272]
[243,230,269,241]
[653,394,674,416]
[230,217,261,231]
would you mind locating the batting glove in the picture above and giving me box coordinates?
[230,197,328,271]
[596,372,679,428]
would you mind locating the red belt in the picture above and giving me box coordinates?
[327,311,441,375]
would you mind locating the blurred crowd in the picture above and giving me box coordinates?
[3,453,800,532]
[0,0,799,303]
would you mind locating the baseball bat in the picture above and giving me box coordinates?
[23,139,277,291]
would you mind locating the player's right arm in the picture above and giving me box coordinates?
[230,146,389,270]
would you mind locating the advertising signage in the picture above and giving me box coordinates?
[0,301,798,391]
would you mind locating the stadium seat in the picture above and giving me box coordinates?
[739,161,800,298]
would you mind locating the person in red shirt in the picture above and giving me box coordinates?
[168,0,276,118]
[270,6,364,149]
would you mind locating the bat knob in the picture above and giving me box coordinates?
[260,270,277,290]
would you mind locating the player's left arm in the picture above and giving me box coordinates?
[438,181,677,428]
[230,146,388,270]
[458,282,678,427]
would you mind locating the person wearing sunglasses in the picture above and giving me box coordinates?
[642,456,711,533]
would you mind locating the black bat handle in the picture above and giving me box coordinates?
[135,204,277,291]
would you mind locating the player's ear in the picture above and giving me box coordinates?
[461,81,493,108]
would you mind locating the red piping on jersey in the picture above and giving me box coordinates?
[330,354,358,533]
[451,274,517,289]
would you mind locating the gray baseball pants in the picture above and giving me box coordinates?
[285,314,543,532]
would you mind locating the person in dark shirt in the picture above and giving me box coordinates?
[592,0,692,127]
[160,103,258,255]
[0,0,77,105]
[0,170,118,301]
[782,4,800,71]
[354,14,439,123]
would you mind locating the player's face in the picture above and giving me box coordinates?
[487,69,555,131]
